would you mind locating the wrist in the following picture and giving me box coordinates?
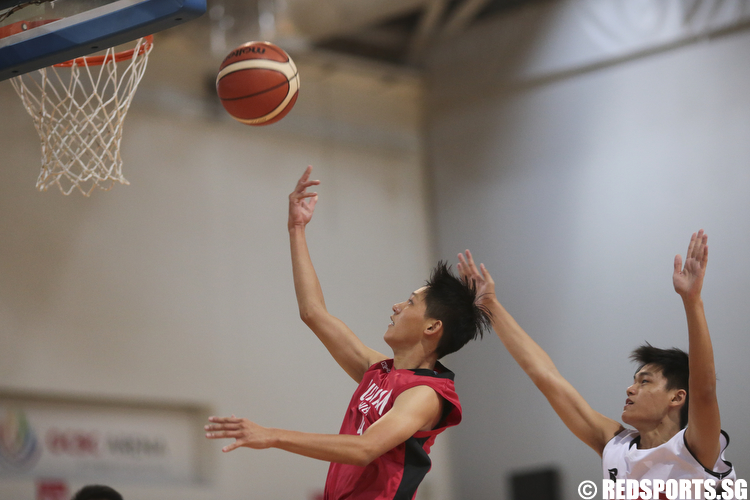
[481,293,500,307]
[288,223,307,234]
[267,428,282,449]
[681,294,704,308]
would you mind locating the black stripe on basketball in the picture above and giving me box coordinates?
[263,43,289,62]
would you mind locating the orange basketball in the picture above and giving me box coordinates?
[216,41,299,126]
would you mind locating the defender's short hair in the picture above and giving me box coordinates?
[72,485,123,500]
[630,343,690,429]
[423,261,492,358]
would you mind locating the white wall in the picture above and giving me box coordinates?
[424,1,750,499]
[0,34,457,499]
[5,2,750,499]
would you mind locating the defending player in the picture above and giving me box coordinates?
[206,166,491,499]
[457,230,735,491]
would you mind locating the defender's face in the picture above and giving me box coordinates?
[384,286,431,348]
[621,364,675,426]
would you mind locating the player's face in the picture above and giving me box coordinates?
[384,287,432,348]
[621,364,679,427]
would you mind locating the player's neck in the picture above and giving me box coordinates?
[634,420,681,449]
[392,349,438,371]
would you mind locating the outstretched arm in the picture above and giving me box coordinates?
[205,385,442,465]
[674,230,721,468]
[458,250,623,456]
[289,166,386,383]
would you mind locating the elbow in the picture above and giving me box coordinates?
[347,437,381,466]
[299,307,324,327]
[352,456,372,468]
[299,309,314,325]
[351,445,379,467]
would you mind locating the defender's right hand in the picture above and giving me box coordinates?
[457,250,496,307]
[288,166,320,230]
[673,229,708,301]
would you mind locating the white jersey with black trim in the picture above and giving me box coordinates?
[602,428,735,482]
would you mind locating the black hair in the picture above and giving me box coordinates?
[71,485,123,500]
[630,343,690,429]
[423,261,492,359]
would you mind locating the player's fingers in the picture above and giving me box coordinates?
[697,231,708,260]
[205,420,242,427]
[208,416,242,424]
[206,430,245,439]
[693,229,706,255]
[464,249,481,276]
[308,194,318,211]
[480,263,494,284]
[291,167,315,199]
[295,166,314,190]
[205,423,242,432]
[300,165,312,182]
[296,170,308,188]
[457,263,473,287]
[702,245,708,268]
[459,252,481,284]
[207,415,230,422]
[293,183,320,202]
[686,232,697,259]
[205,428,230,437]
[223,441,243,453]
[457,254,468,276]
[673,255,682,275]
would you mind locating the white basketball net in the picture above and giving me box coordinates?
[11,37,153,196]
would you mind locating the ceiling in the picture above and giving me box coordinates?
[207,0,547,67]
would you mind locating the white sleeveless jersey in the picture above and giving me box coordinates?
[602,428,735,482]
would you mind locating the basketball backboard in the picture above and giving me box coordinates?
[0,0,206,81]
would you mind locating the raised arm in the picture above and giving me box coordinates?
[288,166,386,382]
[673,230,721,468]
[205,385,442,465]
[458,250,623,455]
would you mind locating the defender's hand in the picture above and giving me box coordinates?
[673,229,708,300]
[205,416,274,452]
[457,249,496,307]
[288,166,320,231]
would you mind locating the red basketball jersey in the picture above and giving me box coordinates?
[324,359,462,500]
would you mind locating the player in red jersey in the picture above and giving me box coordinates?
[205,166,491,499]
[456,231,735,493]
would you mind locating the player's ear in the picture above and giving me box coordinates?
[424,320,442,337]
[669,389,687,408]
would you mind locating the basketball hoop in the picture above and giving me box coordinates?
[11,36,154,196]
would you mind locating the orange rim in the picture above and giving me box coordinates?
[53,35,154,67]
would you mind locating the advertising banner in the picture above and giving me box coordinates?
[0,395,207,485]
